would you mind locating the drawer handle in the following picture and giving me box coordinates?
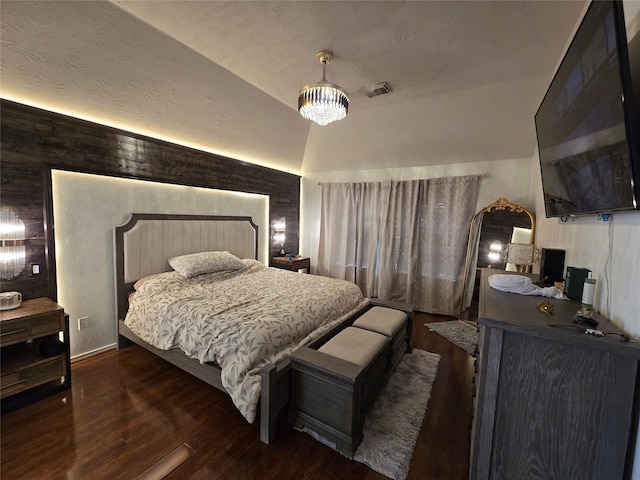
[1,378,29,390]
[0,328,29,337]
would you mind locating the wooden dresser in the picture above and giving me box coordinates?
[1,297,71,412]
[471,269,640,480]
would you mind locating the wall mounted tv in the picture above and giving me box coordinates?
[535,0,640,218]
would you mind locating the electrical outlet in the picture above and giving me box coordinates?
[31,263,41,275]
[78,316,89,330]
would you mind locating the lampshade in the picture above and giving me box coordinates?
[503,243,541,272]
[298,51,349,126]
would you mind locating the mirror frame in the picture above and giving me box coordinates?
[459,197,535,319]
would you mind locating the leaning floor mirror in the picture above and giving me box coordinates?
[459,197,535,321]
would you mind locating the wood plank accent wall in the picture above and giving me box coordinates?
[0,99,301,300]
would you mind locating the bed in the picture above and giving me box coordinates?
[113,213,368,444]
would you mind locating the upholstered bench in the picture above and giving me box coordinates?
[352,305,411,369]
[288,326,390,456]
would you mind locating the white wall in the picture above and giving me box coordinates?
[52,170,268,360]
[300,157,534,273]
[532,0,640,338]
[532,161,640,336]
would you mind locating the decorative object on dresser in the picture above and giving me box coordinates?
[425,320,478,356]
[471,268,640,480]
[502,242,541,272]
[271,255,310,273]
[1,297,71,413]
[0,291,22,311]
[459,197,535,320]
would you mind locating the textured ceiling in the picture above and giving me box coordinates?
[1,1,586,174]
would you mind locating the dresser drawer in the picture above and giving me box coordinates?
[0,311,64,347]
[0,355,66,398]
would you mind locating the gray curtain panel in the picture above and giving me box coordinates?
[318,175,478,315]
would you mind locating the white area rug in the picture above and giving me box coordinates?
[300,349,440,480]
[426,320,478,356]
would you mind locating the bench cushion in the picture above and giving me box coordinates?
[353,306,407,337]
[318,327,387,367]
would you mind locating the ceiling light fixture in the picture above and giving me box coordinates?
[298,50,349,126]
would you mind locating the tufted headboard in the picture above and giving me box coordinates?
[114,213,258,322]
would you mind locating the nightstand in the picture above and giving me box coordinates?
[1,297,71,413]
[272,256,311,273]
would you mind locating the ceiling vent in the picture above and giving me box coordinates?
[367,82,392,98]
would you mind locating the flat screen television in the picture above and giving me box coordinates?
[535,0,640,218]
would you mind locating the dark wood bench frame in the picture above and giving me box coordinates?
[288,300,414,456]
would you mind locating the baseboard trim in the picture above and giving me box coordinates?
[71,343,116,363]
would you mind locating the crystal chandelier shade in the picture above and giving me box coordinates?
[298,51,349,126]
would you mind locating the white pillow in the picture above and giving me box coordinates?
[169,251,244,278]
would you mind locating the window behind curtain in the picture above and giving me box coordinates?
[318,175,478,315]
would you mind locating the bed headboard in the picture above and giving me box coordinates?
[114,213,258,322]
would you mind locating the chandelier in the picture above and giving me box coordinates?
[298,50,349,126]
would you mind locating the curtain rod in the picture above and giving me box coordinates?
[317,173,487,186]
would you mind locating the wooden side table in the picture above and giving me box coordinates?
[272,256,311,273]
[1,297,71,413]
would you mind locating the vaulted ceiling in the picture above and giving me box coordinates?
[1,1,586,174]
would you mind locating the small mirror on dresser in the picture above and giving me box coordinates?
[459,197,535,321]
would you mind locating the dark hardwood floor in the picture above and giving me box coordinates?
[1,312,475,480]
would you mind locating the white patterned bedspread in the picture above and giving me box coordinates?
[124,259,367,423]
